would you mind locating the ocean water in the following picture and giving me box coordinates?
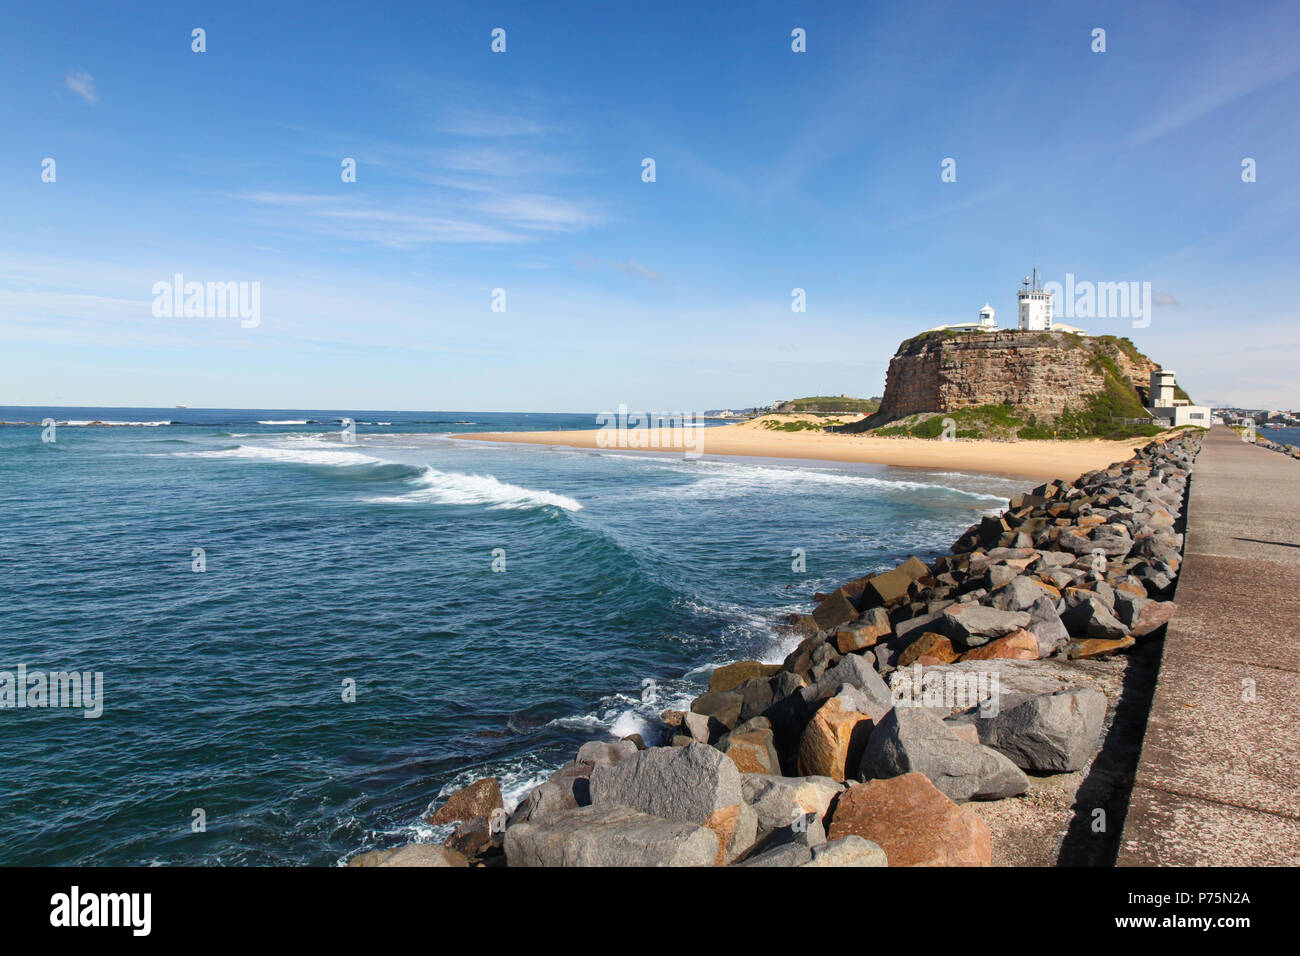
[1260,425,1300,446]
[0,408,1028,865]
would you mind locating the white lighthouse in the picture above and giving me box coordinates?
[1018,268,1054,331]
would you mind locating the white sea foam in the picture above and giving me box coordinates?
[656,461,1008,503]
[59,420,173,427]
[365,467,583,512]
[547,684,698,744]
[594,453,1007,502]
[435,753,559,816]
[176,445,387,467]
[257,419,308,425]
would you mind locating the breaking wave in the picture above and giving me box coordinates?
[364,466,583,512]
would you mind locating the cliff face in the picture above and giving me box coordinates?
[873,331,1157,423]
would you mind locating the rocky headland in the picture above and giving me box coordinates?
[841,331,1174,441]
[351,432,1201,868]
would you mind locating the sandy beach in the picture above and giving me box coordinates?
[452,418,1154,481]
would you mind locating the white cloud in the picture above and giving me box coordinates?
[235,191,528,246]
[477,193,599,231]
[610,260,661,282]
[65,69,98,104]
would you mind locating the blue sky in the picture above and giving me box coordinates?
[2,0,1298,411]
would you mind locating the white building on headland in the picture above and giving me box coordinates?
[923,302,999,334]
[1147,369,1211,428]
[1018,269,1054,330]
[923,271,1088,336]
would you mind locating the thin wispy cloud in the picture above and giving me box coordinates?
[436,108,557,139]
[477,193,599,231]
[575,256,663,282]
[610,260,661,282]
[236,191,528,246]
[1131,43,1300,146]
[234,109,601,247]
[64,69,98,103]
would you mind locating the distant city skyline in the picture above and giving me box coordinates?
[3,1,1299,410]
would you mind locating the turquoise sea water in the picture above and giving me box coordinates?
[0,408,1028,865]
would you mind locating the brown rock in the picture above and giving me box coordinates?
[708,660,781,693]
[787,614,821,638]
[947,723,979,745]
[720,729,781,775]
[427,777,503,826]
[1115,580,1147,598]
[660,709,686,728]
[1131,600,1177,637]
[813,588,860,630]
[959,628,1039,661]
[839,574,874,603]
[898,631,959,667]
[702,804,740,867]
[827,772,991,867]
[375,843,470,867]
[834,606,892,653]
[690,690,742,729]
[347,848,397,867]
[782,635,821,675]
[796,697,873,780]
[860,567,915,608]
[1066,635,1135,659]
[444,817,497,858]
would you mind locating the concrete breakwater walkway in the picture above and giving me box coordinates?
[1119,425,1300,865]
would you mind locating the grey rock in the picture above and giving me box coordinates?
[504,804,719,867]
[769,669,807,704]
[803,835,888,867]
[736,841,813,867]
[832,683,892,723]
[740,810,826,864]
[809,641,839,678]
[690,690,742,729]
[741,773,843,835]
[1027,595,1070,657]
[1061,596,1129,639]
[987,564,1021,589]
[803,652,892,714]
[976,688,1107,772]
[941,604,1031,649]
[737,676,776,723]
[509,762,591,825]
[683,710,713,743]
[991,575,1050,612]
[892,608,947,644]
[576,739,638,767]
[859,706,1029,801]
[729,715,773,736]
[589,742,741,824]
[1113,590,1151,628]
